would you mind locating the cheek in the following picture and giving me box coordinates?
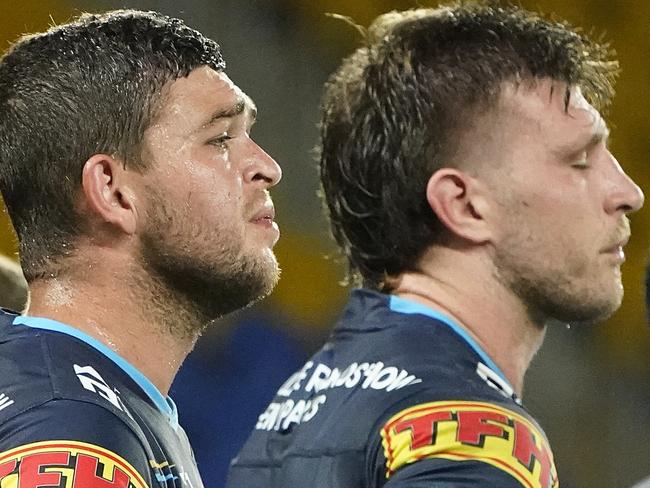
[497,174,605,269]
[501,197,574,254]
[524,210,600,277]
[526,205,587,249]
[189,152,244,191]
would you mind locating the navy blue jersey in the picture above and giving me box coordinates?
[228,289,558,488]
[0,309,203,488]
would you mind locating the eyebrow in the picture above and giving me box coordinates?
[585,121,610,150]
[556,117,610,158]
[582,119,610,151]
[201,97,257,129]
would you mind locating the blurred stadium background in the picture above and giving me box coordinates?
[0,1,648,486]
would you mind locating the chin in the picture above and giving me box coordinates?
[555,292,622,325]
[236,250,281,301]
[257,256,281,297]
[200,264,279,319]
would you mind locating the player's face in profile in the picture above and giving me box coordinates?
[137,66,282,323]
[488,79,644,324]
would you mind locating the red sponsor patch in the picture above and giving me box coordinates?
[0,441,149,487]
[381,401,558,488]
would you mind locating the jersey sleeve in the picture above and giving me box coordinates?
[382,458,537,487]
[370,400,559,488]
[0,399,153,488]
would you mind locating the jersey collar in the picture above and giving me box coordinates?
[389,294,514,392]
[13,315,179,429]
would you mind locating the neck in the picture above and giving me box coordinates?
[391,247,546,397]
[26,252,203,395]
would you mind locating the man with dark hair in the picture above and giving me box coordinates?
[0,9,281,487]
[228,3,642,487]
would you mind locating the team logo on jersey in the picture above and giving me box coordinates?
[381,401,558,488]
[0,393,14,412]
[74,364,127,412]
[0,441,148,488]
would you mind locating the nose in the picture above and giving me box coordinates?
[605,156,644,215]
[244,139,282,188]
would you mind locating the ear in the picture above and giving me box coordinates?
[81,154,138,235]
[425,168,493,244]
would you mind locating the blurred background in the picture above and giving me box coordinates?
[0,1,648,486]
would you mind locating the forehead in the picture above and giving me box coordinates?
[154,66,247,125]
[498,78,604,140]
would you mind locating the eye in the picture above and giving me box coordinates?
[572,151,589,169]
[208,132,232,150]
[573,160,589,169]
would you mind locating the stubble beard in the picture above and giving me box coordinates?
[493,236,621,327]
[136,193,280,339]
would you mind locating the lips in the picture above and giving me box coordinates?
[601,234,629,254]
[250,203,275,223]
[248,201,279,245]
[599,232,629,266]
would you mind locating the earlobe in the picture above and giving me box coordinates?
[81,154,137,235]
[426,169,492,244]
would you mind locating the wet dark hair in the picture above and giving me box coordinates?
[0,10,225,280]
[319,2,618,290]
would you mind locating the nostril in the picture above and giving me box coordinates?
[252,171,272,183]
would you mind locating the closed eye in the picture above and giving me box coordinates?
[572,151,589,168]
[208,132,233,149]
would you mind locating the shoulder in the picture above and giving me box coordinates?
[0,318,138,426]
[367,394,558,488]
[251,297,499,439]
[0,320,59,420]
[0,398,153,487]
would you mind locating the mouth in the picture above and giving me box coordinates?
[249,202,279,241]
[601,234,629,264]
[250,204,275,224]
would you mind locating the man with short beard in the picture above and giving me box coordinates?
[228,3,643,488]
[0,10,281,488]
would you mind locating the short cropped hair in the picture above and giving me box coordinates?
[0,10,225,280]
[319,2,618,290]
